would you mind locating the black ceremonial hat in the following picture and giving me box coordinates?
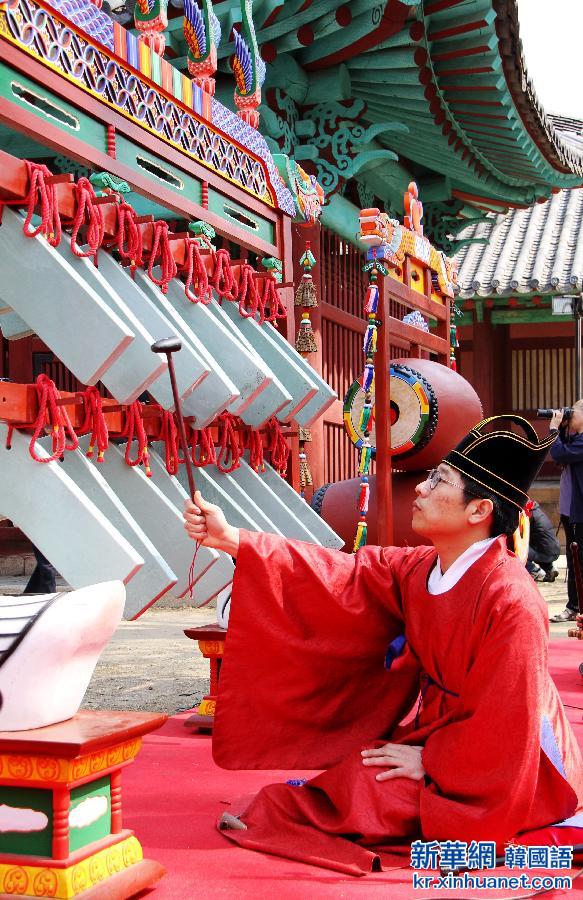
[443,415,555,510]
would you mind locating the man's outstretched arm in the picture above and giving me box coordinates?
[184,491,240,557]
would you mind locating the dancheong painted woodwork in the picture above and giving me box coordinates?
[0,710,167,899]
[0,0,345,633]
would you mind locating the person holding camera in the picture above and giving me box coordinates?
[549,401,583,622]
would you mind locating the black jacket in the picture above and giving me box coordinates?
[550,430,583,523]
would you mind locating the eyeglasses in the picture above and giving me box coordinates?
[425,468,465,491]
[425,468,482,499]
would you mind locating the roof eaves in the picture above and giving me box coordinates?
[492,0,583,178]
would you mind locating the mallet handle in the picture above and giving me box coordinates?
[151,338,196,500]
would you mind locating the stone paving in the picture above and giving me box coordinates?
[539,554,577,638]
[82,605,216,716]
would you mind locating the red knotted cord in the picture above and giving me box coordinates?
[69,177,105,265]
[190,426,217,467]
[212,248,238,301]
[120,401,151,475]
[266,417,290,476]
[262,275,288,322]
[216,411,242,473]
[29,374,79,463]
[159,410,182,475]
[247,426,265,472]
[19,162,62,247]
[147,221,177,294]
[80,386,109,462]
[183,237,212,304]
[237,263,263,320]
[116,202,143,276]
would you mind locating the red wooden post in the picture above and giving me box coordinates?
[8,336,33,382]
[472,307,495,416]
[375,277,393,547]
[110,769,123,833]
[52,786,70,860]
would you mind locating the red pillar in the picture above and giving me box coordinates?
[472,307,495,417]
[8,335,33,382]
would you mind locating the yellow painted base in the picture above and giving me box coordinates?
[0,835,142,898]
[0,738,142,784]
[197,699,216,717]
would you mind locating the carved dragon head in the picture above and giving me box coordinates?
[359,208,398,247]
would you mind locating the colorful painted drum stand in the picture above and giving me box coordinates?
[0,711,166,899]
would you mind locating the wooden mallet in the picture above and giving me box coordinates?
[151,337,196,500]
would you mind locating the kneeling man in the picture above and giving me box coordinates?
[184,416,583,875]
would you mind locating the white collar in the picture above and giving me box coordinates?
[427,536,498,595]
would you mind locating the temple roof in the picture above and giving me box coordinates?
[156,0,583,218]
[455,187,583,298]
[549,115,583,154]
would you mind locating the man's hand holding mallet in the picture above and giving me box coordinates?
[184,492,240,558]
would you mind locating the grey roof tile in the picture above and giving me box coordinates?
[455,188,583,298]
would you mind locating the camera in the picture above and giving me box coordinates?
[537,408,573,420]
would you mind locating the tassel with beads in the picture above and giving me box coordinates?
[363,322,378,355]
[450,322,459,372]
[358,478,370,514]
[359,402,373,433]
[362,361,375,393]
[296,312,318,354]
[295,240,318,307]
[352,248,380,554]
[364,283,379,315]
[358,443,372,477]
[353,518,368,552]
[295,274,318,307]
[299,244,316,270]
[299,450,312,490]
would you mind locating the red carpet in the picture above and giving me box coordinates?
[124,640,583,899]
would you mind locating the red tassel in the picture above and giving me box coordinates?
[358,481,370,513]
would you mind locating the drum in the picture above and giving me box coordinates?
[313,472,425,550]
[343,358,483,472]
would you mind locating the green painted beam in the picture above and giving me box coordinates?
[320,194,366,249]
[265,56,309,104]
[491,309,571,325]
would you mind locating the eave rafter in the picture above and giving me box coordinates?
[160,0,582,226]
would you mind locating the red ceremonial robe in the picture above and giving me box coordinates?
[213,532,583,875]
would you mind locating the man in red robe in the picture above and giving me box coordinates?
[183,416,583,876]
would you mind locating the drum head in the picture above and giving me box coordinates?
[343,364,438,459]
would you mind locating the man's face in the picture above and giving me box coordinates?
[568,401,583,434]
[412,463,475,539]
